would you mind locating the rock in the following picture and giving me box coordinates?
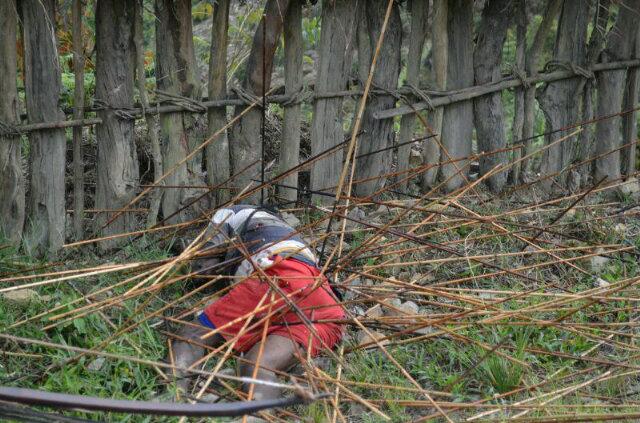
[357,330,389,348]
[567,170,581,193]
[614,223,627,234]
[313,357,332,372]
[590,248,610,272]
[399,300,419,316]
[562,208,576,220]
[383,299,419,317]
[595,278,610,288]
[398,271,413,281]
[617,177,640,200]
[87,357,106,372]
[370,204,392,218]
[2,289,43,304]
[281,212,301,228]
[409,148,423,167]
[414,326,435,336]
[348,402,368,417]
[347,207,366,221]
[364,304,383,318]
[198,393,221,403]
[479,292,497,300]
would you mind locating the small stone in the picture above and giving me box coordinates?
[414,326,435,336]
[357,330,389,348]
[364,304,383,318]
[349,402,367,417]
[313,357,332,372]
[562,208,576,220]
[382,298,402,314]
[281,212,301,228]
[370,205,392,218]
[87,357,105,372]
[2,289,41,304]
[479,292,497,300]
[399,300,419,315]
[618,177,640,200]
[409,149,423,167]
[398,271,413,281]
[614,223,627,234]
[347,207,366,221]
[198,393,220,403]
[590,248,610,272]
[595,278,611,288]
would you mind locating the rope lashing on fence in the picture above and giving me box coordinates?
[405,82,435,111]
[155,89,207,113]
[543,59,595,80]
[282,86,313,106]
[231,86,264,108]
[92,99,137,120]
[510,65,531,89]
[0,121,21,137]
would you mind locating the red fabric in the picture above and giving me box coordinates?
[202,257,344,356]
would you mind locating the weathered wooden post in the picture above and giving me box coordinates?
[231,0,290,204]
[353,0,402,198]
[439,0,474,192]
[206,0,231,206]
[95,0,139,249]
[310,0,357,203]
[22,0,66,255]
[278,0,303,203]
[421,0,447,190]
[0,0,25,244]
[595,0,640,184]
[537,1,589,189]
[72,0,85,240]
[156,0,204,222]
[397,0,428,193]
[473,0,513,192]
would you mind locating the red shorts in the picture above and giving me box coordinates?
[201,257,344,356]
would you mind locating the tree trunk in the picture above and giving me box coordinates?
[421,0,447,190]
[594,0,640,183]
[278,0,303,203]
[72,0,85,240]
[134,0,162,227]
[537,0,589,189]
[21,0,66,256]
[396,0,428,193]
[622,11,640,177]
[230,0,290,204]
[439,0,474,192]
[155,0,205,222]
[576,0,610,185]
[353,0,402,198]
[310,0,357,202]
[95,0,139,249]
[473,0,513,192]
[206,0,231,206]
[0,0,24,244]
[510,0,526,184]
[521,0,563,178]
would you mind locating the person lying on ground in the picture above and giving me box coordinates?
[170,204,344,400]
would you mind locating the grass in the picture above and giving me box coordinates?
[1,195,640,421]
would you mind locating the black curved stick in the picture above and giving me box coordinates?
[0,386,329,417]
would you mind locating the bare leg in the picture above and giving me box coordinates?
[240,335,300,400]
[172,320,224,394]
